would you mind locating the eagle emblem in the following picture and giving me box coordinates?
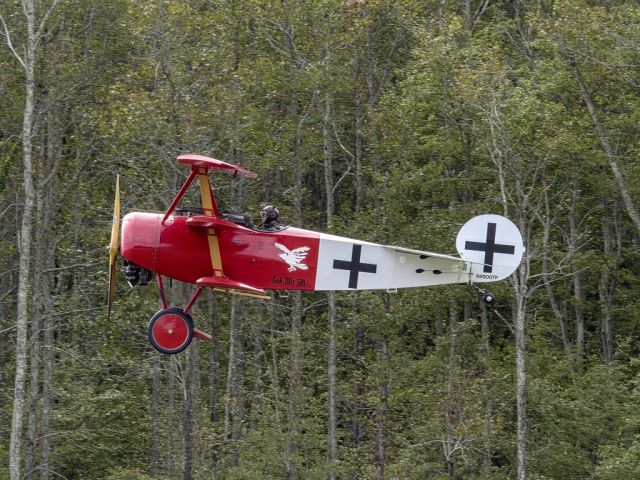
[274,243,310,272]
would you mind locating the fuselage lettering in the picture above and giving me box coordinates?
[475,273,498,280]
[273,275,299,286]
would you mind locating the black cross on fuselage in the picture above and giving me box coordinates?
[333,244,377,289]
[465,222,515,273]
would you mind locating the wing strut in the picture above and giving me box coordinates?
[166,154,267,298]
[162,170,198,225]
[196,167,224,278]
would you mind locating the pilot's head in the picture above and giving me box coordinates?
[261,205,279,227]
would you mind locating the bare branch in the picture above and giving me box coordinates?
[0,13,27,70]
[35,0,61,46]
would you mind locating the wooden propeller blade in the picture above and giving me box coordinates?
[108,174,120,321]
[108,261,117,320]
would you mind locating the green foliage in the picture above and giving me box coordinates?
[104,467,155,480]
[2,0,640,479]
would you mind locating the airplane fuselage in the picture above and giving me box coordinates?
[121,212,320,290]
[120,211,477,292]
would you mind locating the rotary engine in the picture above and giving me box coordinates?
[123,260,155,286]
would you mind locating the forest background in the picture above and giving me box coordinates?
[2,1,640,479]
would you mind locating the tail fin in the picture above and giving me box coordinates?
[455,214,524,282]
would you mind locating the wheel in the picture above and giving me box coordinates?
[147,307,194,354]
[482,292,496,307]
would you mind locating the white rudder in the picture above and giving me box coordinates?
[456,214,524,282]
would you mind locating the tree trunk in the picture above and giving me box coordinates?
[224,299,244,467]
[444,306,459,478]
[209,296,220,479]
[354,87,363,213]
[38,62,63,480]
[323,90,334,226]
[323,67,339,478]
[151,358,161,476]
[249,324,264,432]
[505,188,530,480]
[168,356,177,478]
[598,198,620,366]
[24,285,41,480]
[284,9,304,475]
[540,182,572,362]
[9,1,37,477]
[353,321,365,445]
[573,61,640,237]
[0,299,5,390]
[514,278,528,480]
[25,160,52,479]
[568,185,585,372]
[327,291,338,480]
[376,294,390,480]
[182,344,195,480]
[39,295,54,480]
[479,298,493,476]
[287,292,303,480]
[489,93,530,480]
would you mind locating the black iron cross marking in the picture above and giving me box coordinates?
[465,222,515,273]
[333,244,377,289]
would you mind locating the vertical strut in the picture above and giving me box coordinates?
[183,287,203,315]
[156,274,168,310]
[184,286,211,340]
[197,167,224,277]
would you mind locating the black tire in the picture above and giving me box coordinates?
[482,292,496,307]
[147,307,194,354]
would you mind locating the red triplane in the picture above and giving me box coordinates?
[108,154,524,354]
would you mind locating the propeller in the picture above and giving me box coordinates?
[108,174,120,321]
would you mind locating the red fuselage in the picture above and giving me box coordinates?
[121,212,321,290]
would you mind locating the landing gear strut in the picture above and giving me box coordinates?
[147,274,211,355]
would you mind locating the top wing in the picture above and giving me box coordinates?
[177,154,257,178]
[163,154,257,224]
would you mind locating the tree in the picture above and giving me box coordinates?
[1,1,59,478]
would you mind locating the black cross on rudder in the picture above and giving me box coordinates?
[464,222,515,273]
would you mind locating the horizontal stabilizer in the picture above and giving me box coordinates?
[392,245,465,263]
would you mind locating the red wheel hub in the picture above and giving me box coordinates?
[151,313,190,351]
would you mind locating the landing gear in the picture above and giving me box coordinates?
[482,291,496,307]
[147,307,194,354]
[473,284,497,307]
[147,275,211,354]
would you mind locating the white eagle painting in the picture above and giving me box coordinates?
[274,243,310,272]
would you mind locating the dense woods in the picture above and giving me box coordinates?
[2,0,640,478]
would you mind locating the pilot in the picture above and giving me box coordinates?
[260,205,280,231]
